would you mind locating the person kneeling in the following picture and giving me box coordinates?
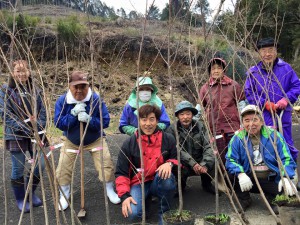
[225,105,297,214]
[115,104,177,225]
[166,101,215,194]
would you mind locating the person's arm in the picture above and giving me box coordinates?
[0,87,31,134]
[225,135,245,175]
[119,104,137,135]
[54,96,78,131]
[158,104,170,130]
[115,138,132,202]
[36,91,47,130]
[166,125,198,167]
[276,131,296,178]
[284,68,300,104]
[87,98,110,131]
[199,123,215,170]
[199,85,208,108]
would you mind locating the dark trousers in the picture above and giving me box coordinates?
[181,166,214,190]
[216,133,234,164]
[229,173,279,201]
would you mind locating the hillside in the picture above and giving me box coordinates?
[0,5,253,130]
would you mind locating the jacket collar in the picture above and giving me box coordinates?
[208,75,232,86]
[177,119,199,133]
[66,88,92,104]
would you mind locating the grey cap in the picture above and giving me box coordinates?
[241,105,262,117]
[175,101,198,116]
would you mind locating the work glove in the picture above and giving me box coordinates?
[278,178,297,196]
[265,102,277,112]
[78,112,91,123]
[71,103,86,116]
[238,173,253,192]
[276,98,288,110]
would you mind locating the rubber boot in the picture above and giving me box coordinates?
[106,181,121,204]
[58,184,70,211]
[11,177,30,213]
[26,176,43,207]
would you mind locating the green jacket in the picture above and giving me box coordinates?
[166,119,214,170]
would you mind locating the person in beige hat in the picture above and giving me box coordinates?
[54,71,120,211]
[225,105,297,213]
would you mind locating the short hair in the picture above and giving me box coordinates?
[138,104,161,120]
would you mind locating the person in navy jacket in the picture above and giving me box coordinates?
[54,71,120,211]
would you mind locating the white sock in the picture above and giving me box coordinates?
[106,182,121,204]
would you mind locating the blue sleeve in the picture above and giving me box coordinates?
[88,99,110,131]
[276,132,296,179]
[54,95,78,131]
[159,104,170,128]
[225,136,245,175]
[285,67,300,104]
[119,104,133,133]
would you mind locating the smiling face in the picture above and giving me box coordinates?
[210,63,224,80]
[259,46,277,66]
[178,110,193,128]
[12,62,30,84]
[69,84,89,101]
[242,113,264,136]
[139,112,158,135]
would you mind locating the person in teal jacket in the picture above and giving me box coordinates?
[226,105,297,213]
[119,76,170,135]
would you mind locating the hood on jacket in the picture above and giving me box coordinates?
[207,57,227,74]
[134,77,158,93]
[127,76,162,112]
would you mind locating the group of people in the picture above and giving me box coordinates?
[0,37,300,224]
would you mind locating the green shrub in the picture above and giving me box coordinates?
[45,17,52,24]
[0,11,40,32]
[57,15,86,44]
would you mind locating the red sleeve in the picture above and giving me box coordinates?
[115,176,131,199]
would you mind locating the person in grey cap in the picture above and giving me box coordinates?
[226,105,297,213]
[54,71,120,211]
[245,37,300,190]
[166,101,215,194]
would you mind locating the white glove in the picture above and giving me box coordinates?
[238,173,253,192]
[71,103,86,116]
[278,178,297,196]
[78,112,91,123]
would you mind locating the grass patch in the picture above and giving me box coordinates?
[0,124,3,138]
[57,15,86,44]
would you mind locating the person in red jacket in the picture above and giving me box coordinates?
[115,104,177,225]
[199,57,245,164]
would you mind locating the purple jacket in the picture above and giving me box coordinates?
[245,58,300,127]
[245,58,300,159]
